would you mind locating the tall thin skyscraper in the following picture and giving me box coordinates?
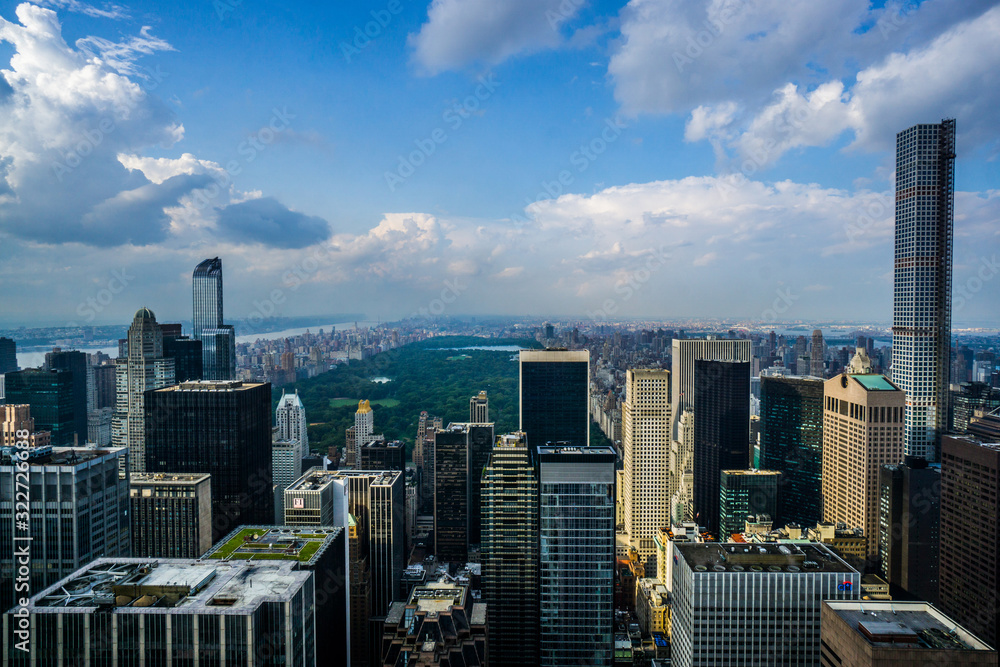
[519,349,590,448]
[354,398,374,464]
[192,257,236,381]
[470,390,489,422]
[434,423,470,561]
[893,120,956,462]
[482,432,539,666]
[622,368,671,565]
[810,329,825,378]
[111,308,175,472]
[4,369,77,446]
[0,337,15,374]
[44,349,88,443]
[276,388,309,449]
[538,445,615,667]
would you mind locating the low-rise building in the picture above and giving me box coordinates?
[636,578,670,636]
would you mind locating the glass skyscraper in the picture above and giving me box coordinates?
[192,257,236,381]
[538,445,615,667]
[893,120,956,461]
[519,349,590,448]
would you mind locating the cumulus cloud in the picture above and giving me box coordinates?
[409,0,584,74]
[215,197,331,249]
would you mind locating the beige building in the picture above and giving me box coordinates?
[621,369,671,564]
[821,366,904,561]
[2,403,51,448]
[636,578,670,636]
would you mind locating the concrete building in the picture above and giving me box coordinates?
[5,368,79,447]
[820,601,996,666]
[672,542,860,667]
[380,582,487,666]
[621,369,671,566]
[519,349,590,448]
[822,368,905,562]
[0,446,130,614]
[811,329,825,378]
[276,388,309,450]
[3,558,317,666]
[2,403,51,448]
[718,469,781,540]
[129,472,212,559]
[892,120,956,461]
[353,399,374,466]
[273,438,304,524]
[878,457,940,604]
[635,578,670,636]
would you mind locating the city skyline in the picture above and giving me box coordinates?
[0,1,998,327]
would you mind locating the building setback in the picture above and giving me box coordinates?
[129,472,213,559]
[381,582,487,666]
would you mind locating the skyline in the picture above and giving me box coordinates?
[1,0,999,327]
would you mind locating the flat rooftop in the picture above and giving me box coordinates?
[27,558,311,615]
[157,380,264,392]
[286,467,401,492]
[408,582,468,613]
[130,472,210,485]
[721,469,782,476]
[202,526,342,565]
[825,601,995,653]
[2,446,123,467]
[850,374,900,391]
[676,542,855,574]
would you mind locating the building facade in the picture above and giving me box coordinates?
[5,368,78,446]
[192,257,236,381]
[276,388,309,450]
[129,472,213,559]
[878,457,940,604]
[718,469,781,540]
[434,423,470,561]
[892,120,956,461]
[0,337,15,374]
[381,582,487,666]
[470,390,489,423]
[519,349,590,448]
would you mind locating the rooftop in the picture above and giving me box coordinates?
[675,542,856,574]
[408,582,468,614]
[286,467,402,492]
[824,601,995,653]
[130,472,211,485]
[157,380,263,392]
[1,446,123,467]
[721,468,782,476]
[850,374,900,391]
[202,526,342,565]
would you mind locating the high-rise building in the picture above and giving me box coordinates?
[434,423,470,561]
[822,368,905,562]
[537,445,615,667]
[354,399,374,465]
[381,582,488,666]
[92,362,116,409]
[671,542,860,667]
[878,457,940,604]
[129,472,213,558]
[692,359,750,536]
[893,120,956,461]
[464,422,494,546]
[939,431,1000,648]
[277,388,309,449]
[272,438,304,523]
[718,469,781,539]
[43,349,88,444]
[760,375,825,527]
[482,432,538,665]
[4,558,319,667]
[621,369,671,565]
[0,446,130,613]
[951,382,1000,433]
[161,325,203,382]
[519,349,590,448]
[820,601,996,666]
[111,308,175,472]
[192,257,236,381]
[670,339,751,438]
[1,404,51,448]
[360,437,405,473]
[145,380,273,542]
[0,337,15,374]
[811,329,825,378]
[4,368,78,446]
[470,390,489,423]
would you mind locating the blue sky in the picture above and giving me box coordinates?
[0,0,998,327]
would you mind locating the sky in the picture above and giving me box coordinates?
[0,0,998,328]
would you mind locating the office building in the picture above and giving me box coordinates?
[4,368,77,446]
[893,120,956,461]
[0,337,15,374]
[1,403,51,448]
[672,542,860,667]
[621,369,671,565]
[0,446,129,613]
[463,422,494,546]
[145,380,273,542]
[692,359,750,536]
[811,329,825,378]
[760,375,825,527]
[538,445,616,667]
[822,368,905,562]
[878,457,940,604]
[951,382,1000,433]
[470,390,489,423]
[519,349,590,448]
[273,438,304,524]
[434,423,470,561]
[381,582,487,666]
[44,349,88,445]
[670,338,751,441]
[111,308,176,472]
[353,399,374,466]
[3,558,317,667]
[718,469,781,540]
[87,406,112,446]
[129,472,213,559]
[192,257,236,381]
[939,432,1000,648]
[277,388,309,449]
[204,525,349,665]
[482,432,538,666]
[359,437,405,473]
[93,362,116,409]
[821,601,996,666]
[161,325,203,382]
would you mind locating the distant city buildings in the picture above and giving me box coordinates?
[0,337,15,374]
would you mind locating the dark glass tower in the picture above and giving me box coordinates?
[162,325,203,382]
[43,350,88,444]
[878,457,940,604]
[693,359,750,536]
[465,422,494,546]
[192,258,236,381]
[482,432,538,666]
[145,380,273,541]
[5,369,77,445]
[434,424,470,561]
[760,375,824,527]
[519,349,590,448]
[0,337,15,374]
[358,437,405,472]
[718,469,780,539]
[893,120,956,462]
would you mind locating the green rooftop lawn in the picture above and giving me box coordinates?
[208,529,265,559]
[208,530,325,562]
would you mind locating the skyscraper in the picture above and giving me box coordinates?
[354,398,374,464]
[470,390,489,422]
[810,329,825,378]
[1,403,51,448]
[537,445,615,667]
[878,457,940,605]
[192,257,236,381]
[161,325,203,382]
[718,469,781,539]
[519,349,590,448]
[464,421,495,546]
[434,423,470,561]
[359,437,405,472]
[692,359,750,536]
[43,349,88,442]
[111,308,175,472]
[145,380,273,542]
[893,120,956,461]
[4,368,77,446]
[482,432,538,666]
[622,368,671,565]
[670,339,751,439]
[276,388,309,449]
[951,382,1000,433]
[129,472,213,559]
[0,336,15,374]
[821,369,905,563]
[760,375,825,527]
